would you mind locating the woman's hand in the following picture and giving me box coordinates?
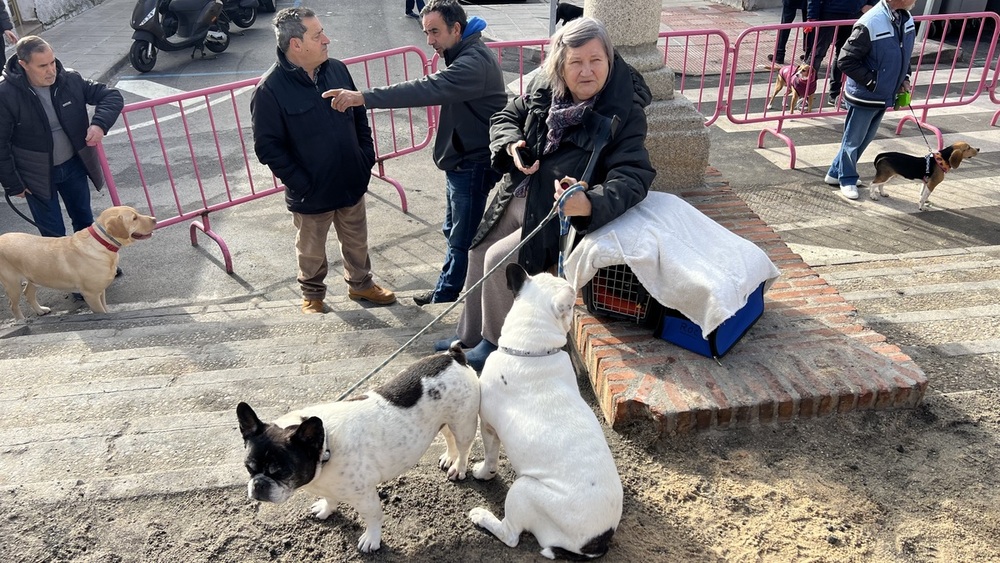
[554,177,592,217]
[508,141,539,175]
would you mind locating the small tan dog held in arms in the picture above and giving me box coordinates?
[870,141,980,210]
[766,63,818,113]
[0,205,156,320]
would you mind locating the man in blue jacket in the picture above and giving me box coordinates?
[0,36,123,238]
[826,0,915,199]
[325,0,506,307]
[251,8,396,313]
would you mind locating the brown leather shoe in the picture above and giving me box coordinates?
[348,283,396,305]
[302,298,326,314]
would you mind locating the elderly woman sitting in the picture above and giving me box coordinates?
[437,17,656,370]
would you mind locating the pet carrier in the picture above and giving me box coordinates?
[581,264,662,326]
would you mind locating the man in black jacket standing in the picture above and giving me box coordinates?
[325,0,506,307]
[0,36,123,238]
[251,8,396,314]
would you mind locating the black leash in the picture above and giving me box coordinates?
[4,192,62,237]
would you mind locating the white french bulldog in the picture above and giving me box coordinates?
[237,343,480,553]
[470,264,623,560]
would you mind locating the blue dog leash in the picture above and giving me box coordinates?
[556,182,587,278]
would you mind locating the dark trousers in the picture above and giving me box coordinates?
[25,155,94,238]
[405,0,424,13]
[774,0,808,64]
[806,14,854,96]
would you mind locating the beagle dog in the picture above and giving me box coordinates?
[766,63,818,113]
[870,141,980,210]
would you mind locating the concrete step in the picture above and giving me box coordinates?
[0,296,458,503]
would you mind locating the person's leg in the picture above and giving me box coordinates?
[53,156,95,233]
[806,24,834,72]
[25,191,67,238]
[833,105,884,187]
[433,163,498,303]
[773,0,798,63]
[330,197,375,291]
[456,196,525,348]
[292,210,335,301]
[829,23,852,97]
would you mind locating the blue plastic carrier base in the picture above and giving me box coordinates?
[655,282,766,358]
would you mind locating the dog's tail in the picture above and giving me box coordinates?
[447,341,468,366]
[548,528,615,560]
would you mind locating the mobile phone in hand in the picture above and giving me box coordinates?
[514,146,535,168]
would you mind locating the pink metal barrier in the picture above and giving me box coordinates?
[99,14,1000,274]
[727,13,999,168]
[98,45,433,273]
[991,47,1000,126]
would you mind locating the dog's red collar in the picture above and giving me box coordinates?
[933,152,951,173]
[87,224,122,253]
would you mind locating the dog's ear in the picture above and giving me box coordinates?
[105,214,130,240]
[505,263,529,295]
[949,145,964,169]
[292,416,326,456]
[237,402,265,440]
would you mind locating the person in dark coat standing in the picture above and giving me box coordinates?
[325,0,507,307]
[251,7,396,313]
[803,0,877,105]
[0,2,18,46]
[436,17,656,371]
[0,36,123,238]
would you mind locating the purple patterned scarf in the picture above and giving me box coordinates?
[513,95,595,198]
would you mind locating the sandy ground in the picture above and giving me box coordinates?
[3,374,998,563]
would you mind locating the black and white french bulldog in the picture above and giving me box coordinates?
[469,264,623,560]
[237,343,480,553]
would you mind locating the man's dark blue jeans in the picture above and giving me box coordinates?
[434,161,500,303]
[25,155,94,238]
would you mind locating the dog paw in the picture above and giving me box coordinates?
[438,452,455,471]
[869,192,880,201]
[310,499,334,520]
[358,530,381,553]
[468,507,492,527]
[37,306,50,316]
[446,464,467,481]
[471,461,497,481]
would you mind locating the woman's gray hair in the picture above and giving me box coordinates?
[273,7,316,53]
[543,17,614,98]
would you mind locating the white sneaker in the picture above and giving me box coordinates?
[840,184,859,200]
[823,174,839,185]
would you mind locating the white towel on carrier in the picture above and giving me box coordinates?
[564,191,781,338]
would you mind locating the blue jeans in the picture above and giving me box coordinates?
[827,103,885,187]
[25,155,94,238]
[434,162,500,302]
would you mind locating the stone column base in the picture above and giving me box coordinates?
[644,98,710,192]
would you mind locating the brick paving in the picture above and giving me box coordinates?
[570,168,929,435]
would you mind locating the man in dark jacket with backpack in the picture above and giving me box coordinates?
[0,36,123,238]
[251,7,396,313]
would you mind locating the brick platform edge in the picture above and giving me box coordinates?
[569,167,929,437]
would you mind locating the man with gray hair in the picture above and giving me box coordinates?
[251,7,396,313]
[0,36,123,240]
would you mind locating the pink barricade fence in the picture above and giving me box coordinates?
[98,45,433,273]
[991,46,1000,126]
[725,12,999,168]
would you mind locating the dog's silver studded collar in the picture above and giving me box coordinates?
[497,346,563,358]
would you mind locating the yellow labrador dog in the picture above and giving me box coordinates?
[0,205,156,320]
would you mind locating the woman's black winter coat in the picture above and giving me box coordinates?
[476,51,656,275]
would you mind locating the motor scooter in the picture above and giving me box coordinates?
[129,0,230,73]
[221,0,258,29]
